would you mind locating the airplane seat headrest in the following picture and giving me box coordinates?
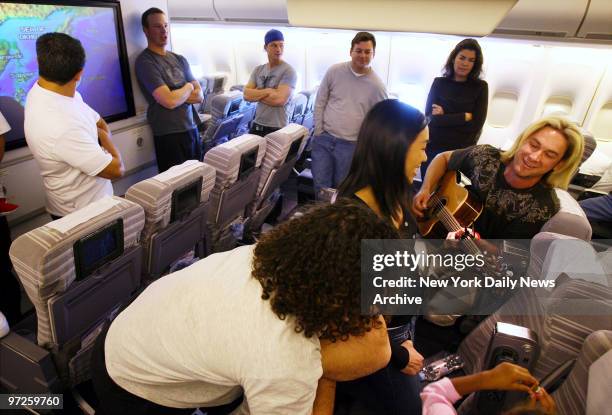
[291,93,307,118]
[257,124,308,195]
[125,160,216,246]
[580,128,597,165]
[583,333,612,415]
[539,189,592,241]
[8,196,145,346]
[300,87,318,112]
[210,90,243,119]
[204,133,266,190]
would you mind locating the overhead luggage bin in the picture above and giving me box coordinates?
[215,0,288,23]
[577,0,612,40]
[494,0,589,38]
[168,0,288,23]
[287,0,518,37]
[168,0,217,21]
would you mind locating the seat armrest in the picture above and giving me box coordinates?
[0,331,61,393]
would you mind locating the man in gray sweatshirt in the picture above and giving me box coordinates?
[312,32,388,197]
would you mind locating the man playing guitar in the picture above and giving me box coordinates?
[412,116,585,327]
[413,115,585,240]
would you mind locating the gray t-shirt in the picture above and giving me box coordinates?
[135,49,196,136]
[248,61,297,128]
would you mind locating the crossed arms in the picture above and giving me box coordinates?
[152,80,203,110]
[96,118,123,180]
[244,82,293,107]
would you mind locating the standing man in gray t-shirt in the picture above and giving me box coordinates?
[135,7,203,172]
[244,29,297,137]
[312,32,387,198]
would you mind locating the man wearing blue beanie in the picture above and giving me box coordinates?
[244,29,297,136]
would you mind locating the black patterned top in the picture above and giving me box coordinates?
[448,145,560,239]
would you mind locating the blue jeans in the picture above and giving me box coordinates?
[337,318,422,415]
[311,132,357,197]
[579,194,612,222]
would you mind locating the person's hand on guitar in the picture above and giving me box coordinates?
[412,188,431,219]
[446,228,480,240]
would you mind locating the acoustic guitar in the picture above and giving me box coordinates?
[416,171,526,318]
[417,170,483,239]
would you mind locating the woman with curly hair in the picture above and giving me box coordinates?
[337,98,429,414]
[91,199,398,415]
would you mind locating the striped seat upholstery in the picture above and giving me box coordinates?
[458,280,611,415]
[125,160,216,257]
[204,133,266,224]
[554,330,612,415]
[242,125,308,234]
[458,280,612,379]
[9,197,144,347]
[256,124,308,197]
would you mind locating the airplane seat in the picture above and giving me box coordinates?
[201,73,229,114]
[554,330,612,415]
[456,278,612,414]
[294,87,319,184]
[569,129,603,196]
[229,84,244,92]
[0,197,144,402]
[125,160,216,282]
[203,133,266,252]
[201,90,244,153]
[243,124,309,237]
[527,232,612,289]
[290,93,307,124]
[538,188,592,241]
[235,101,257,137]
[194,77,209,114]
[300,87,318,133]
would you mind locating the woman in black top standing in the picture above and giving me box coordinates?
[421,38,488,179]
[337,99,429,414]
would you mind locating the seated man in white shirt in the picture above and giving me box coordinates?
[91,199,396,415]
[24,32,123,219]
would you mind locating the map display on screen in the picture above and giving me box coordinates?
[0,3,134,149]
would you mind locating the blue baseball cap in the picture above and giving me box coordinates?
[264,29,284,46]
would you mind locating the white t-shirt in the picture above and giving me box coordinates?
[105,245,322,414]
[24,82,112,217]
[0,111,11,135]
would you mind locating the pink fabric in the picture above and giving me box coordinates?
[421,377,462,415]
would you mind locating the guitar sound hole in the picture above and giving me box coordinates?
[430,197,448,215]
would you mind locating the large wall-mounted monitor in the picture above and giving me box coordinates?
[0,0,135,150]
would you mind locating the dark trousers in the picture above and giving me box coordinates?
[249,122,280,137]
[91,326,242,415]
[337,322,422,415]
[0,216,21,325]
[153,128,202,173]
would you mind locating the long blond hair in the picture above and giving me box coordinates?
[500,116,584,189]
